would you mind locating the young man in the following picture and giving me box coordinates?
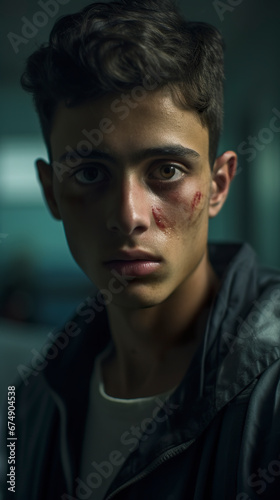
[2,0,280,498]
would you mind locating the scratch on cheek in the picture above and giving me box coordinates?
[189,191,203,221]
[192,191,202,210]
[152,207,170,232]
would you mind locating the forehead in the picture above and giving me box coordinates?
[50,89,209,164]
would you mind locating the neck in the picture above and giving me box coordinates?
[102,252,220,398]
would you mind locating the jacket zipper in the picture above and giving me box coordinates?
[105,439,195,499]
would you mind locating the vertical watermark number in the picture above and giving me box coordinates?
[7,386,16,493]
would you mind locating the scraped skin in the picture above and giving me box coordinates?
[37,88,237,398]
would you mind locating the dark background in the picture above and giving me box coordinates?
[0,0,279,406]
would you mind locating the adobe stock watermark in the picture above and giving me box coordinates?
[17,269,134,386]
[7,0,71,55]
[213,0,246,22]
[62,396,180,500]
[222,287,280,355]
[237,108,280,165]
[236,454,280,499]
[52,66,164,183]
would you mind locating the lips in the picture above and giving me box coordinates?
[103,249,162,277]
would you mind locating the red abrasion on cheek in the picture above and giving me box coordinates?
[189,191,203,220]
[152,207,170,231]
[192,191,202,210]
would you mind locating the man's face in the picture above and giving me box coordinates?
[48,89,213,308]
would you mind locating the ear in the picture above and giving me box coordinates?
[36,159,62,220]
[209,151,238,218]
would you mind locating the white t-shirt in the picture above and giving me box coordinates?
[79,345,176,500]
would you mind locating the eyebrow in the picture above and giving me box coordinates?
[58,144,201,164]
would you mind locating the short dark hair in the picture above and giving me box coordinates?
[21,0,225,167]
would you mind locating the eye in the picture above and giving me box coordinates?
[151,164,185,181]
[73,165,107,184]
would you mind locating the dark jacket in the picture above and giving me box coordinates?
[1,243,280,500]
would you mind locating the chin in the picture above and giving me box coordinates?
[85,266,173,309]
[110,295,158,310]
[109,284,171,310]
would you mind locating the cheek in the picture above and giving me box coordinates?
[189,191,204,221]
[56,192,97,248]
[57,188,94,221]
[152,190,204,232]
[152,207,175,232]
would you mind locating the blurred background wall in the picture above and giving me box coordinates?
[0,0,280,407]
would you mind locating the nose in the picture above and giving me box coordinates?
[106,174,151,236]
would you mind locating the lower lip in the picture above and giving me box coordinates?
[104,260,161,277]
